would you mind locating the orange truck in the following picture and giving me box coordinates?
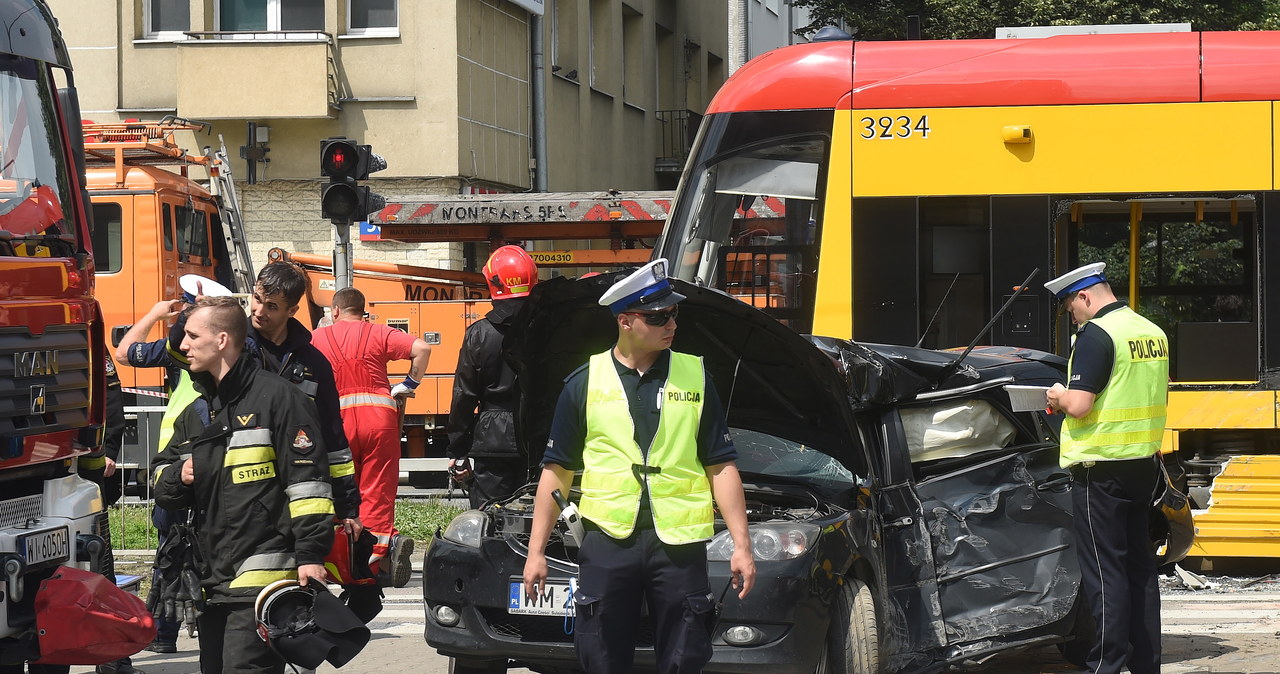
[83,118,255,485]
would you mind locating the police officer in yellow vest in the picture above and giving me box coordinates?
[523,260,756,674]
[1045,262,1168,674]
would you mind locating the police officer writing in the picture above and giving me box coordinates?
[446,245,539,507]
[1044,262,1168,674]
[523,260,756,674]
[151,297,335,674]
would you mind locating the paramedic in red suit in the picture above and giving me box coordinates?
[313,287,431,588]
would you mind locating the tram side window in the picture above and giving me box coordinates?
[1070,200,1254,380]
[90,203,123,274]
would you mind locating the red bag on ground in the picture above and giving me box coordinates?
[31,566,157,665]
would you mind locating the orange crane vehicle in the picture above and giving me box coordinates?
[83,118,256,489]
[279,191,784,485]
[274,190,700,485]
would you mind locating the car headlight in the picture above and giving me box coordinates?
[706,523,820,561]
[442,510,487,548]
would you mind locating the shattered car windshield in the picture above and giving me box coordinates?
[732,427,854,497]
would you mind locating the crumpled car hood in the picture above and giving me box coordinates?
[508,273,864,473]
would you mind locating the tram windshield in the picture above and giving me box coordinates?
[656,110,833,333]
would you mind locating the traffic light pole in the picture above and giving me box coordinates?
[333,219,353,291]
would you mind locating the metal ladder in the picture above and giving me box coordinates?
[205,136,257,294]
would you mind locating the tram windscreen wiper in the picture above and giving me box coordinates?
[930,268,1039,389]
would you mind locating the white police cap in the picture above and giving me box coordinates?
[598,259,686,314]
[1044,262,1106,300]
[179,274,233,302]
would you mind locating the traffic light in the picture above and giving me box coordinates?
[320,137,387,223]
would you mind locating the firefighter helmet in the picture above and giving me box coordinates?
[482,245,538,299]
[255,579,371,669]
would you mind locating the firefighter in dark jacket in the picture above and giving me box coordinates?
[246,262,362,536]
[152,297,335,674]
[446,245,538,508]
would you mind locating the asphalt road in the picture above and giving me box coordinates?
[68,569,1280,674]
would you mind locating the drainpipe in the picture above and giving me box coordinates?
[531,14,548,192]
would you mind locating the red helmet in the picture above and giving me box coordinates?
[483,245,538,299]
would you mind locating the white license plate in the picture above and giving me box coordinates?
[21,526,70,566]
[509,578,574,616]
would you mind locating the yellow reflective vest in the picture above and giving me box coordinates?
[158,370,202,451]
[578,350,714,544]
[1061,306,1169,468]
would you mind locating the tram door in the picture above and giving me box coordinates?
[851,195,1051,351]
[1057,197,1257,382]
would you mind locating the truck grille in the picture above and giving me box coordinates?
[0,325,92,441]
[0,495,44,530]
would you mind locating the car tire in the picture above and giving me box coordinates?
[826,578,880,674]
[1057,590,1096,668]
[448,657,506,674]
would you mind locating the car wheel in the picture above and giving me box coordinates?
[448,657,506,674]
[1057,590,1096,668]
[826,578,880,674]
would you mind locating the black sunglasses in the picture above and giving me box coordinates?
[627,306,678,326]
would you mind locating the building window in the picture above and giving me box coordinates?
[622,5,642,105]
[145,0,191,39]
[348,0,397,36]
[551,0,579,81]
[218,0,323,32]
[588,0,614,91]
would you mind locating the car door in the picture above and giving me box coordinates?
[899,391,1078,645]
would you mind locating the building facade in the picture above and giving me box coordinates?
[53,0,728,268]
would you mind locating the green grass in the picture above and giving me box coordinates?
[106,498,463,551]
[395,498,464,543]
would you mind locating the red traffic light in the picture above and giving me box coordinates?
[321,139,360,177]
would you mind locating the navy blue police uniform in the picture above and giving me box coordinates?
[542,260,738,674]
[1063,300,1162,674]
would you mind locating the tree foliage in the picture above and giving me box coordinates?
[789,0,1280,41]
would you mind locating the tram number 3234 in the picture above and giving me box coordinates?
[860,115,931,140]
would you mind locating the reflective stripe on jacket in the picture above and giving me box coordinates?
[151,353,335,602]
[1062,306,1169,467]
[578,350,714,545]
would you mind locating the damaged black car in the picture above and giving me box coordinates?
[421,273,1191,674]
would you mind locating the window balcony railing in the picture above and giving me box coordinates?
[655,109,702,174]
